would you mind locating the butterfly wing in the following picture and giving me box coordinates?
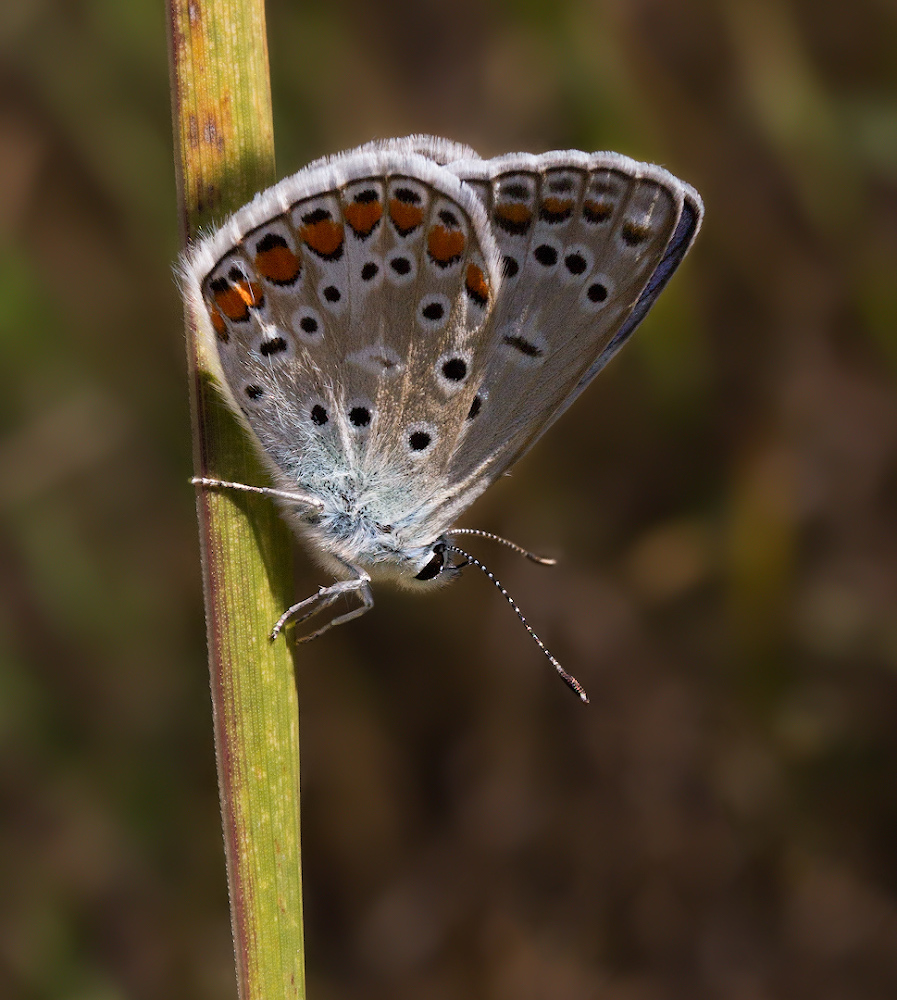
[180,142,702,554]
[180,147,504,547]
[425,151,703,527]
[338,134,481,166]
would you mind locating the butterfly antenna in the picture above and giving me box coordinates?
[448,528,557,565]
[444,543,588,704]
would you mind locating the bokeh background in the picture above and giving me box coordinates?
[3,0,897,997]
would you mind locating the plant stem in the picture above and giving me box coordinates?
[167,1,306,997]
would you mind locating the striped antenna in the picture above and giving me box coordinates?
[444,543,588,704]
[448,527,557,565]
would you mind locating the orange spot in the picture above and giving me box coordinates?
[427,225,465,265]
[465,264,490,306]
[389,199,424,234]
[540,197,573,221]
[493,202,532,234]
[583,199,613,223]
[300,218,344,258]
[254,245,301,284]
[213,281,262,322]
[345,200,383,237]
[210,307,229,341]
[621,221,652,245]
[239,280,263,306]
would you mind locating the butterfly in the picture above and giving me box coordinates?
[180,135,703,702]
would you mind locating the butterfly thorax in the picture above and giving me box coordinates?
[278,468,449,585]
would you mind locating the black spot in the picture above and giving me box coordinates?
[409,430,431,451]
[422,301,444,321]
[441,357,467,382]
[534,244,558,266]
[354,189,377,203]
[390,256,411,275]
[311,404,328,426]
[414,547,444,581]
[299,315,318,333]
[301,207,331,225]
[245,384,264,400]
[621,222,651,246]
[349,406,371,427]
[502,255,519,277]
[565,253,587,275]
[393,187,421,204]
[465,275,489,307]
[501,182,528,199]
[467,395,482,419]
[548,175,575,192]
[503,335,543,358]
[228,266,246,282]
[259,336,287,356]
[583,201,613,223]
[587,282,608,303]
[323,285,341,302]
[209,277,229,294]
[438,209,459,227]
[493,210,530,236]
[256,232,288,253]
[540,202,573,224]
[361,262,379,281]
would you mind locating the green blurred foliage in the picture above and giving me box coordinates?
[2,0,897,998]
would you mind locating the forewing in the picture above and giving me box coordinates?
[337,134,481,166]
[433,151,703,522]
[180,148,502,534]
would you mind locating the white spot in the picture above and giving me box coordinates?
[405,421,439,458]
[387,179,428,244]
[357,254,384,290]
[385,250,418,285]
[417,293,452,331]
[317,277,347,314]
[291,195,340,230]
[291,306,324,343]
[435,350,472,394]
[257,323,290,359]
[558,243,594,285]
[347,344,403,377]
[529,235,563,274]
[346,398,375,434]
[497,318,547,366]
[579,273,615,313]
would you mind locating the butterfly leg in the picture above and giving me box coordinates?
[191,477,324,513]
[295,583,374,643]
[269,570,373,643]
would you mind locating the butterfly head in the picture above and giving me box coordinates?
[405,539,466,589]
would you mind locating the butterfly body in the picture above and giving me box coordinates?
[275,469,458,588]
[181,136,703,692]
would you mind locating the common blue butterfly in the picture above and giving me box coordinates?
[180,136,703,701]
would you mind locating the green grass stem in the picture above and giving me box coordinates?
[167,1,306,997]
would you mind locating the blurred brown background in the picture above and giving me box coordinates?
[2,0,897,997]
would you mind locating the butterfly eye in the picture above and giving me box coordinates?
[414,546,445,581]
